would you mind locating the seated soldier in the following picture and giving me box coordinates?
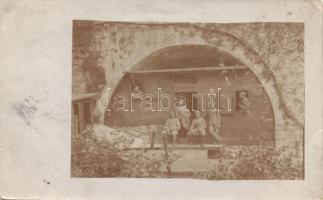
[131,85,144,99]
[188,111,206,146]
[161,111,181,146]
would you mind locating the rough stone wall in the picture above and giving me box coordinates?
[203,23,304,150]
[72,21,304,150]
[214,23,304,126]
[72,22,207,95]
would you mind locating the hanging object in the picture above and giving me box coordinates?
[224,74,232,86]
[218,57,225,67]
[219,54,230,88]
[221,69,232,86]
[129,73,143,99]
[130,73,136,91]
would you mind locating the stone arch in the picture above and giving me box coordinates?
[99,25,300,147]
[106,44,278,143]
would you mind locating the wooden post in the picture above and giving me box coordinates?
[89,99,94,125]
[72,104,78,136]
[78,102,85,131]
[150,129,156,148]
[74,114,79,135]
[163,136,172,177]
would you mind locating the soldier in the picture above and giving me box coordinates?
[188,111,207,146]
[208,110,222,144]
[238,91,252,116]
[162,111,181,146]
[175,97,191,135]
[131,85,144,99]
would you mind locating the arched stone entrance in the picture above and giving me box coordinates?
[86,23,303,148]
[105,44,276,145]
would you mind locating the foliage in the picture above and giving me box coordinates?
[72,126,303,179]
[206,143,303,180]
[120,149,179,178]
[71,128,179,178]
[71,130,124,177]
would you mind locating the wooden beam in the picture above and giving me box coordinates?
[123,65,248,74]
[72,92,99,102]
[125,143,223,151]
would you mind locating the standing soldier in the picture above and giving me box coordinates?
[175,97,191,136]
[238,91,252,116]
[208,110,222,144]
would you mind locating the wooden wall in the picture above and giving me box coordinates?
[105,69,275,145]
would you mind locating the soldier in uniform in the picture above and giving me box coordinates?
[208,110,222,144]
[188,111,207,146]
[238,91,252,116]
[162,111,181,146]
[175,97,191,136]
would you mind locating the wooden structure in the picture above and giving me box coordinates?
[72,92,98,135]
[107,65,275,145]
[123,65,248,74]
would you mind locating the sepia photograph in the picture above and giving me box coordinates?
[71,21,304,179]
[1,0,322,199]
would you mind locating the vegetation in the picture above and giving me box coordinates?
[72,126,302,179]
[71,127,179,178]
[206,143,303,180]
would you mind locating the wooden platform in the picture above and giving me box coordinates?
[128,143,223,150]
[123,65,248,74]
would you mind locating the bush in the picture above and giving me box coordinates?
[71,130,124,177]
[206,144,303,180]
[71,127,179,178]
[72,126,302,179]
